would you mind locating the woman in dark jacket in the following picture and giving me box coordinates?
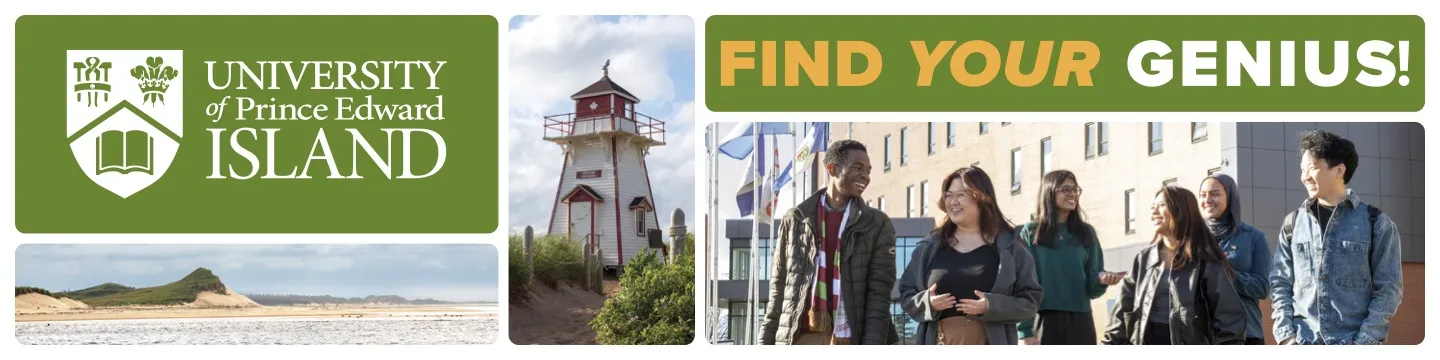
[1102,186,1247,345]
[899,166,1043,345]
[1198,174,1271,345]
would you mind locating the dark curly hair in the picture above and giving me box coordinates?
[824,139,868,167]
[1298,130,1358,184]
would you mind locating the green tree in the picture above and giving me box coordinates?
[590,242,695,345]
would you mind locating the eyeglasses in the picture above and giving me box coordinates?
[942,191,972,201]
[1057,186,1083,195]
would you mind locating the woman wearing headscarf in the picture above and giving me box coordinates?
[1198,173,1272,345]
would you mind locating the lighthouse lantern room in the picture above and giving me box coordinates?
[544,60,667,271]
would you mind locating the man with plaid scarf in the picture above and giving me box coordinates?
[760,139,899,345]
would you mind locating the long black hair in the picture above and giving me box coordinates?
[932,166,1015,245]
[1033,170,1096,248]
[1154,186,1235,278]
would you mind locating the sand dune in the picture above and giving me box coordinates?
[189,290,260,307]
[16,293,90,313]
[57,297,91,309]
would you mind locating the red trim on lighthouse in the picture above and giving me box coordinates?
[611,136,624,268]
[546,150,572,234]
[639,148,660,245]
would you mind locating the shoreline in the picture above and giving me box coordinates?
[16,304,499,323]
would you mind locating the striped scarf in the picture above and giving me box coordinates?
[809,200,851,343]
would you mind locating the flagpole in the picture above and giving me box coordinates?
[754,121,766,345]
[706,124,716,343]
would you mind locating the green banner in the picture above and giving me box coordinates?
[15,16,499,233]
[706,16,1424,111]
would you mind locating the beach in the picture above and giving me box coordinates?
[16,304,500,345]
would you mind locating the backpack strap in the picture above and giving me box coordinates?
[1368,205,1383,230]
[1281,209,1298,243]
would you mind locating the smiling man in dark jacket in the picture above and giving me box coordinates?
[760,139,897,345]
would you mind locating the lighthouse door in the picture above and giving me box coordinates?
[570,202,595,250]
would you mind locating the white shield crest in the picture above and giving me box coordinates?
[66,50,184,198]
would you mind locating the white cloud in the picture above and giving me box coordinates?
[507,16,695,234]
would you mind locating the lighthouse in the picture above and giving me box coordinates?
[544,61,667,271]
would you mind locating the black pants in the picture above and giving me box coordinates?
[1143,322,1171,345]
[1246,338,1265,345]
[1034,310,1097,345]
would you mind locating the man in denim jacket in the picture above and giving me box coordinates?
[1271,130,1403,345]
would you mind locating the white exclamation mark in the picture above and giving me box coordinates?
[1398,41,1410,86]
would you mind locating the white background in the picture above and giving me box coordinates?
[2,0,1437,357]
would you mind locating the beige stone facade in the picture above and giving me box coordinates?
[838,121,1224,252]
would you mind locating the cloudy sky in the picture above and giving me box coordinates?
[15,244,498,303]
[507,15,695,234]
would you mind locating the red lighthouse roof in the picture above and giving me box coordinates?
[571,60,640,102]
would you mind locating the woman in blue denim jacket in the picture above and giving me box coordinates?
[1198,174,1271,345]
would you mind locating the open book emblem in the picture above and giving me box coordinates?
[66,50,184,199]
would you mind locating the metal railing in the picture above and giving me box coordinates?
[542,109,666,144]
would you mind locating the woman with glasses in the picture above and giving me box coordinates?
[899,166,1043,345]
[1102,186,1246,345]
[1017,170,1125,345]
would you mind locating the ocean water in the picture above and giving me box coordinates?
[15,316,498,345]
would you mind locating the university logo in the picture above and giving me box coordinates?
[66,50,184,198]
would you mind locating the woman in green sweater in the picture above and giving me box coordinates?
[1017,170,1126,345]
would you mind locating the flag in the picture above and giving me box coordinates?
[773,122,829,192]
[736,133,766,217]
[718,122,791,159]
[758,138,781,224]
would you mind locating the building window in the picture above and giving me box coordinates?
[884,135,892,172]
[727,239,772,281]
[927,123,936,155]
[906,185,915,218]
[727,300,768,344]
[920,181,930,217]
[1011,148,1022,195]
[900,127,910,166]
[891,236,925,344]
[1124,189,1137,234]
[877,196,886,213]
[729,247,750,281]
[1085,123,1098,159]
[979,122,990,135]
[1208,167,1223,175]
[1041,137,1053,176]
[1192,122,1208,143]
[1099,122,1109,156]
[947,123,956,147]
[1149,122,1164,155]
[635,209,646,236]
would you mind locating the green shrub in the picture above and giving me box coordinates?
[85,268,227,307]
[590,245,695,345]
[532,234,585,288]
[508,234,533,299]
[56,283,134,300]
[16,286,53,297]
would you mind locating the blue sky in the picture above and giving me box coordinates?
[507,15,695,234]
[15,244,498,303]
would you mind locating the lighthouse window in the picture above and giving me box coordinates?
[635,209,647,236]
